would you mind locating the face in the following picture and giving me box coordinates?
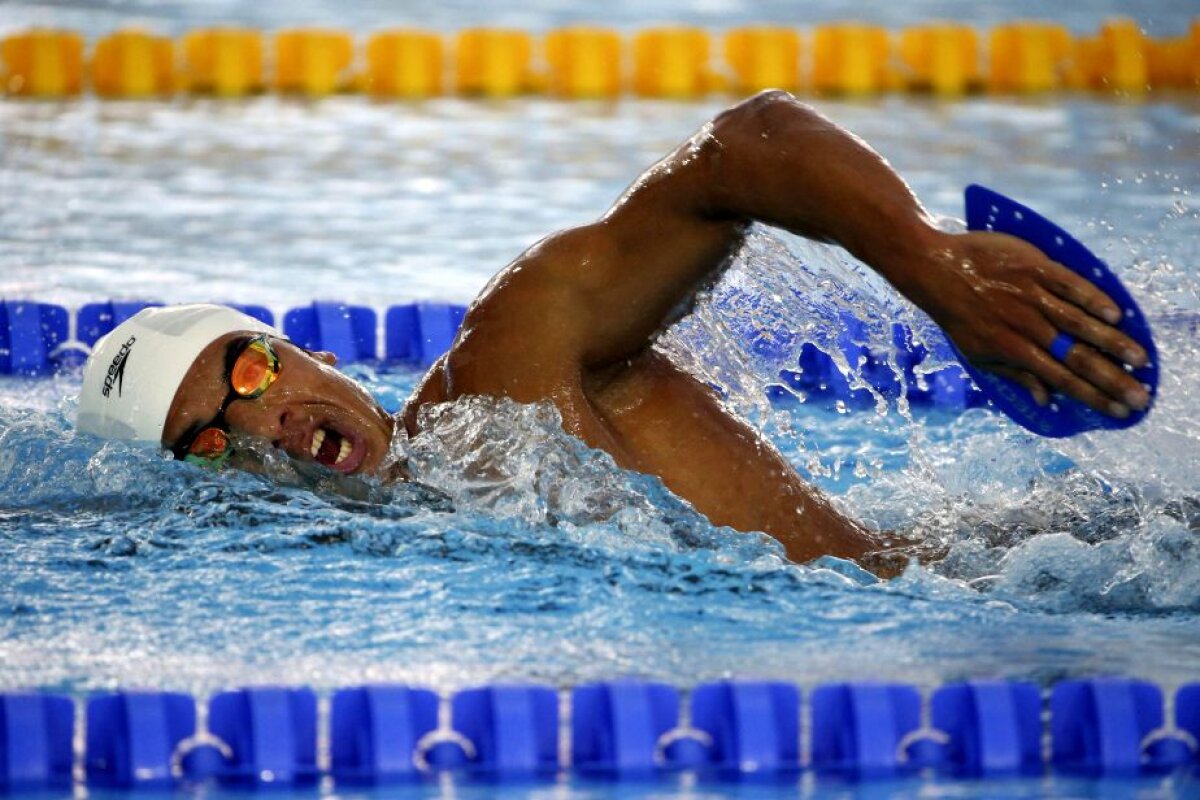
[163,333,396,477]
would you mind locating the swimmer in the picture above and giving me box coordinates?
[75,91,1151,568]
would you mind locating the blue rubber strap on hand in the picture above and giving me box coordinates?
[1048,332,1075,363]
[956,184,1158,438]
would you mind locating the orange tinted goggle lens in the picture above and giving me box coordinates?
[189,426,230,458]
[230,339,279,397]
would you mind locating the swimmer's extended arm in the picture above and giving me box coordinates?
[580,90,1150,417]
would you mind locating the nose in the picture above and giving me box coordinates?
[272,410,292,446]
[228,377,324,434]
[228,399,322,461]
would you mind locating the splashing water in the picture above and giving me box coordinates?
[671,226,1200,617]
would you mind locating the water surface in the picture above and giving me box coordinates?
[1,91,1199,696]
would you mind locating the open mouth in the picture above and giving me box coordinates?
[308,425,365,474]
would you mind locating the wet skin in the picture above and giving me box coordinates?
[162,91,1151,567]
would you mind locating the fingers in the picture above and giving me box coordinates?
[998,302,1147,412]
[1036,287,1148,367]
[986,321,1150,418]
[1022,343,1131,418]
[1026,260,1152,416]
[1039,259,1123,325]
[1000,331,1147,418]
[990,366,1050,407]
[1058,340,1150,411]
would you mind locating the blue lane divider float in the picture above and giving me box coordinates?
[692,680,801,775]
[0,302,71,376]
[0,297,984,413]
[810,682,924,777]
[386,302,467,369]
[330,685,439,783]
[1050,678,1195,775]
[85,691,195,788]
[571,680,679,775]
[0,693,74,791]
[5,679,1200,790]
[931,680,1042,776]
[450,684,559,775]
[207,686,319,786]
[0,300,475,376]
[284,302,376,364]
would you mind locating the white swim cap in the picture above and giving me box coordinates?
[77,304,281,443]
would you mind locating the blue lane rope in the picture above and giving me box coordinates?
[1,297,1190,417]
[0,299,467,376]
[3,677,1199,790]
[0,297,987,411]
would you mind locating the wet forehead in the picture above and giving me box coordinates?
[160,332,245,447]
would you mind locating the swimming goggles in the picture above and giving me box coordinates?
[172,334,281,467]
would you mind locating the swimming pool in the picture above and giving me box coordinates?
[2,4,1200,798]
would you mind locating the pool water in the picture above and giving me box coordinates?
[2,5,1200,797]
[3,90,1199,693]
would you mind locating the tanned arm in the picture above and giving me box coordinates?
[413,91,1154,573]
[452,90,1149,418]
[688,91,1151,413]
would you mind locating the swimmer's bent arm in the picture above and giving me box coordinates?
[579,90,1150,416]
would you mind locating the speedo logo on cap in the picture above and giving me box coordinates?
[101,336,136,398]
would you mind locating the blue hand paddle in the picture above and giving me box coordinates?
[953,184,1158,438]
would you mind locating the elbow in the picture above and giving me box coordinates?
[711,90,818,144]
[702,90,822,217]
[707,90,829,179]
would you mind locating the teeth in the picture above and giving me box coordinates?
[310,428,325,458]
[335,437,352,465]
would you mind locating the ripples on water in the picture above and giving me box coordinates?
[0,94,1198,694]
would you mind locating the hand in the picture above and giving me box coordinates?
[911,230,1151,418]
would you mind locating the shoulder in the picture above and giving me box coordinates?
[440,225,617,399]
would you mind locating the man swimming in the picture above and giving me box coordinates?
[76,91,1151,567]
